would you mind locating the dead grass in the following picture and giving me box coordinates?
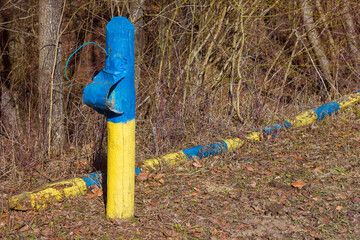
[1,106,360,239]
[1,0,359,179]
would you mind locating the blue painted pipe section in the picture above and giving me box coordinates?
[81,168,142,189]
[261,120,292,136]
[82,172,103,188]
[182,142,228,159]
[312,101,339,120]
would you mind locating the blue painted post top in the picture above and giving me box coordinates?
[83,17,135,123]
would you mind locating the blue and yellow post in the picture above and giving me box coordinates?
[83,17,135,219]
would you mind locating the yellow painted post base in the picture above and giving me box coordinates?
[106,119,136,219]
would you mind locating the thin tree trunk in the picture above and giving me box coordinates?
[315,0,338,67]
[301,0,335,93]
[129,0,144,92]
[0,84,17,135]
[39,0,64,155]
[0,2,22,136]
[343,1,360,71]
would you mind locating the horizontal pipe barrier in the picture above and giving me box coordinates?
[9,90,360,210]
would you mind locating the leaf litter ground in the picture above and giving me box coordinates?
[1,108,360,239]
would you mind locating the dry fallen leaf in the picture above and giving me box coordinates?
[33,228,40,235]
[137,172,148,181]
[218,231,228,239]
[150,201,159,207]
[144,189,153,194]
[19,225,29,232]
[213,219,227,225]
[291,155,303,161]
[335,193,346,200]
[246,166,254,171]
[314,166,323,172]
[259,170,271,175]
[313,196,321,201]
[249,181,257,188]
[186,192,199,197]
[211,229,219,236]
[42,228,52,237]
[279,195,287,204]
[162,230,178,238]
[154,173,166,179]
[192,161,202,168]
[307,229,319,237]
[87,185,103,199]
[150,182,160,187]
[0,213,9,225]
[291,181,307,189]
[335,205,343,211]
[338,228,348,233]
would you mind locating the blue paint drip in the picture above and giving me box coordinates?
[82,172,103,188]
[135,167,142,175]
[312,101,339,120]
[182,142,228,159]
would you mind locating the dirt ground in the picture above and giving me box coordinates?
[1,107,360,239]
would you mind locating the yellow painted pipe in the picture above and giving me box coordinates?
[106,120,136,219]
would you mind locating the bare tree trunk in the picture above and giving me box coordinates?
[343,1,360,71]
[0,84,17,135]
[301,0,335,93]
[39,0,64,155]
[129,0,144,92]
[315,0,338,65]
[0,2,22,136]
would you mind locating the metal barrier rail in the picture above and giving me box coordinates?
[9,91,360,211]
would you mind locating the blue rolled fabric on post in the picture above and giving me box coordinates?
[83,17,135,123]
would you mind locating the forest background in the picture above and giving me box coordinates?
[1,0,359,182]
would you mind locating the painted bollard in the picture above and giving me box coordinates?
[83,17,135,219]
